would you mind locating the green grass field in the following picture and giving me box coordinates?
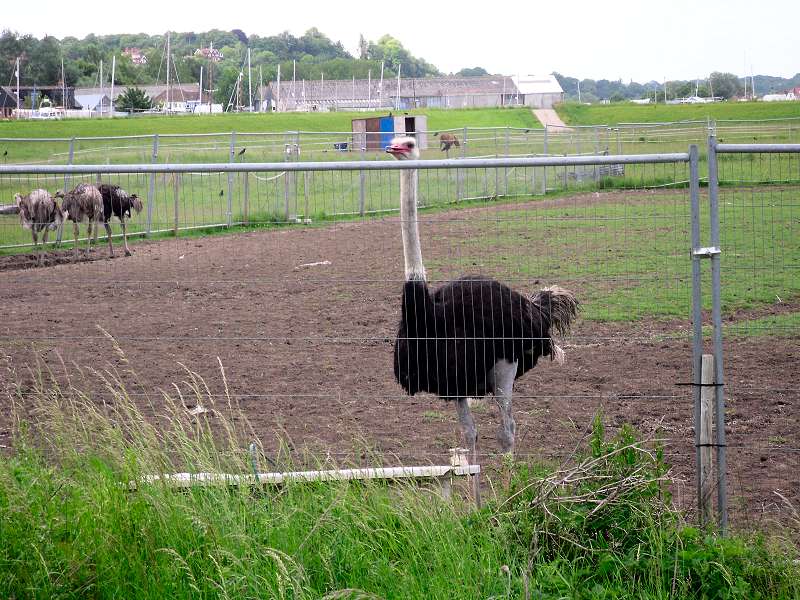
[0,107,540,138]
[2,374,797,599]
[557,101,800,126]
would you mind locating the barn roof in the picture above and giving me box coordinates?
[74,84,200,101]
[512,74,564,95]
[267,76,519,100]
[74,93,109,110]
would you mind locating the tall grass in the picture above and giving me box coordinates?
[1,353,798,599]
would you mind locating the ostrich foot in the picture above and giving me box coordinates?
[124,249,132,257]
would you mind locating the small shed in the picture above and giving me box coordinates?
[352,114,428,152]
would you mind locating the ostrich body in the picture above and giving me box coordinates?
[387,136,578,479]
[57,183,104,260]
[97,184,143,257]
[15,189,63,266]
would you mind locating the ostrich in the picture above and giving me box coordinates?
[97,184,143,257]
[56,183,104,260]
[15,189,63,266]
[433,131,460,157]
[386,136,578,481]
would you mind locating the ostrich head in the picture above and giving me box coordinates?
[386,136,420,160]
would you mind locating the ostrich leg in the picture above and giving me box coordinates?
[72,222,80,261]
[41,229,50,266]
[31,230,40,266]
[491,359,518,454]
[456,397,481,506]
[104,221,115,257]
[120,219,132,256]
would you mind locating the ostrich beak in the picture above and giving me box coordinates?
[386,144,410,157]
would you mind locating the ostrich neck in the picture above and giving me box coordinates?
[400,168,426,282]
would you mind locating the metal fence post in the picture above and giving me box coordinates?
[56,137,76,246]
[504,126,510,196]
[707,134,728,535]
[699,354,715,526]
[146,134,159,237]
[283,134,291,221]
[359,143,366,216]
[227,131,235,227]
[173,173,180,236]
[689,143,705,526]
[303,171,310,222]
[543,125,549,194]
[242,172,250,225]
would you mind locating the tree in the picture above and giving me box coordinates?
[456,67,489,77]
[116,87,151,112]
[709,72,742,99]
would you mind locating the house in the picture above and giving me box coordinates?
[264,74,564,112]
[0,86,18,118]
[194,46,224,62]
[122,47,148,65]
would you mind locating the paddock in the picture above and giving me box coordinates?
[0,174,797,527]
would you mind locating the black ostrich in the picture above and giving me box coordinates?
[386,135,578,481]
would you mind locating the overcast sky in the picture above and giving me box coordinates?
[6,0,799,82]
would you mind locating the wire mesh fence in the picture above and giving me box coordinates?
[0,145,797,531]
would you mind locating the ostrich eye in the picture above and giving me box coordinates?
[407,141,415,148]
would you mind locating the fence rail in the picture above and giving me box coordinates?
[1,140,797,533]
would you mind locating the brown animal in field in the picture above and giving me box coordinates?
[15,189,64,266]
[56,183,104,260]
[433,131,461,157]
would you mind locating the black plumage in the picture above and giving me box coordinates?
[96,184,143,257]
[97,184,142,222]
[394,276,574,399]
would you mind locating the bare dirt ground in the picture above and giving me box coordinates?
[0,194,797,527]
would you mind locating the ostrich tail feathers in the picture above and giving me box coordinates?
[532,285,579,337]
[531,286,579,364]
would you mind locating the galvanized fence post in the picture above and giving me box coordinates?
[283,134,291,221]
[242,172,250,225]
[543,125,549,194]
[227,131,236,227]
[504,126,510,196]
[707,134,728,534]
[173,173,180,237]
[145,134,159,237]
[359,143,366,216]
[689,143,706,525]
[56,137,76,246]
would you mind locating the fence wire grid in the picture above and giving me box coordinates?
[0,142,797,531]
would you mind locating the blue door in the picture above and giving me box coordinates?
[379,117,394,149]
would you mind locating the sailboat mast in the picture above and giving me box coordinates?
[109,55,116,118]
[247,47,253,111]
[166,32,172,108]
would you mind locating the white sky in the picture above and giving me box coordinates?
[5,0,799,82]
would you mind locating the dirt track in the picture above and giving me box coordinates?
[0,194,796,524]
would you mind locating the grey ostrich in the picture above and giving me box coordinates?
[15,189,64,266]
[386,135,578,499]
[56,183,104,260]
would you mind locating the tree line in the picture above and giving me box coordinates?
[0,28,440,107]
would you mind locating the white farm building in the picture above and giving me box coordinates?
[264,74,564,112]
